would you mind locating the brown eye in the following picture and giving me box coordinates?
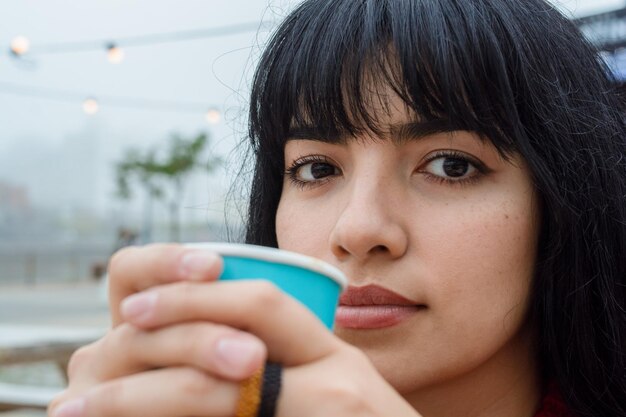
[423,154,478,180]
[297,162,339,181]
[442,158,471,177]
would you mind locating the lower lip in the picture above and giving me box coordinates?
[334,305,424,329]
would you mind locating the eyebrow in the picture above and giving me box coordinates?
[286,119,465,145]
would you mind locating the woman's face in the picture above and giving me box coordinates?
[275,92,541,399]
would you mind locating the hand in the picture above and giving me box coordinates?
[48,244,420,417]
[50,244,264,417]
[106,243,225,325]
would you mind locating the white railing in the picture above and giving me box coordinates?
[0,243,111,285]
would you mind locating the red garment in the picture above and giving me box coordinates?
[533,383,573,417]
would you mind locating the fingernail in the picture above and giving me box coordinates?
[121,291,158,323]
[179,250,220,280]
[215,335,264,377]
[53,398,85,417]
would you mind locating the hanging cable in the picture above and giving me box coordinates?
[0,81,220,120]
[10,21,274,57]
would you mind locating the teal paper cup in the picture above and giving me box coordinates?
[187,243,347,329]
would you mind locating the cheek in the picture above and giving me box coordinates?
[276,195,334,256]
[420,193,539,335]
[377,192,541,390]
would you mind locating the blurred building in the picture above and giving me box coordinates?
[574,7,626,84]
[0,180,31,228]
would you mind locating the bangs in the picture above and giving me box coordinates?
[249,0,555,159]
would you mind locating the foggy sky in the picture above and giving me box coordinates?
[0,0,622,223]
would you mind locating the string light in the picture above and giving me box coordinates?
[205,108,221,124]
[0,81,219,120]
[1,21,254,119]
[82,98,99,115]
[106,43,124,64]
[10,36,30,56]
[8,21,274,58]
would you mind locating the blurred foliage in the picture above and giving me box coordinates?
[115,132,222,241]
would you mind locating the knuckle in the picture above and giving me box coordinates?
[66,342,97,380]
[171,281,202,310]
[249,280,284,309]
[177,367,217,397]
[320,381,370,415]
[143,242,184,260]
[100,324,140,359]
[186,323,224,359]
[185,323,240,368]
[108,245,137,271]
[169,280,195,297]
[115,323,141,344]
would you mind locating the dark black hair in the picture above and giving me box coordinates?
[245,1,626,416]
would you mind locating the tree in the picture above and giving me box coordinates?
[116,148,161,242]
[115,132,222,242]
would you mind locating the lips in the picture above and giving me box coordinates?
[339,284,417,306]
[335,284,425,329]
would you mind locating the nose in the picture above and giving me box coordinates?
[329,177,408,262]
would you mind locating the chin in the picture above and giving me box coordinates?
[335,329,436,392]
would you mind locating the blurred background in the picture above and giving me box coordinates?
[0,0,625,415]
[0,0,288,289]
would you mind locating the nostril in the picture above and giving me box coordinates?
[332,244,351,259]
[371,245,389,254]
[330,220,407,260]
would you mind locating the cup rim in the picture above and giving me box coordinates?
[185,242,348,288]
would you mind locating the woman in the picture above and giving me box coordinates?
[49,1,626,417]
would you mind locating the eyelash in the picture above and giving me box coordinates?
[285,155,339,189]
[284,151,489,189]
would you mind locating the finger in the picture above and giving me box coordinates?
[121,281,341,365]
[108,244,223,325]
[79,322,266,383]
[49,367,239,417]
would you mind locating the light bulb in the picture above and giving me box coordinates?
[107,44,124,64]
[83,98,99,115]
[206,108,221,124]
[10,36,30,56]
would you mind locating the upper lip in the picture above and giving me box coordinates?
[339,284,419,306]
